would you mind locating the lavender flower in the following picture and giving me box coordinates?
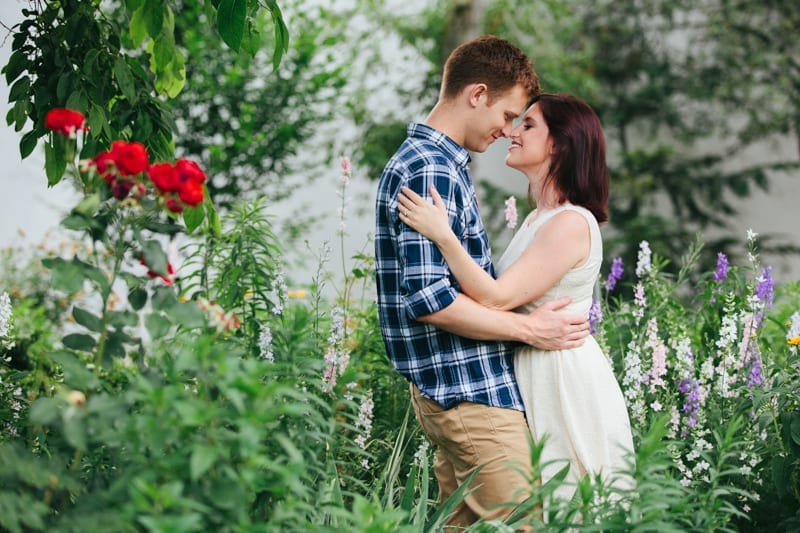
[605,257,624,291]
[713,252,729,282]
[588,298,602,334]
[679,377,702,435]
[504,196,518,229]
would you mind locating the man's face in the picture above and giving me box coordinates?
[464,84,529,153]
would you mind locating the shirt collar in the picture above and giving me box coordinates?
[407,123,471,169]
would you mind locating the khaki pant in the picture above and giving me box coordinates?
[410,383,532,528]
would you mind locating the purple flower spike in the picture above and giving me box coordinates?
[713,252,729,282]
[605,257,624,291]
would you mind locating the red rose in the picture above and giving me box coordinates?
[110,141,149,176]
[44,108,87,136]
[178,179,204,207]
[92,151,117,183]
[176,158,207,185]
[147,163,179,193]
[165,198,184,213]
[111,179,135,200]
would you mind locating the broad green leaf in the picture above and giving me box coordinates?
[269,3,290,69]
[171,301,206,328]
[19,130,38,158]
[129,5,148,46]
[44,140,67,187]
[217,0,246,51]
[140,239,168,276]
[125,0,145,12]
[73,193,101,216]
[114,56,137,103]
[28,397,60,425]
[3,49,27,84]
[62,411,87,450]
[145,312,171,339]
[42,257,84,294]
[182,204,204,234]
[190,445,218,481]
[791,413,800,446]
[48,350,99,390]
[772,455,787,499]
[128,286,148,311]
[143,0,164,36]
[107,310,139,328]
[62,333,97,352]
[72,306,103,333]
[8,75,30,101]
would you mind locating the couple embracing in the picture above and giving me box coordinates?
[374,36,634,527]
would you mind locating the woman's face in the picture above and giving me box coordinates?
[505,102,553,174]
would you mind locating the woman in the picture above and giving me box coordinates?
[398,93,634,501]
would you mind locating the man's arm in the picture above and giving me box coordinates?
[417,293,589,350]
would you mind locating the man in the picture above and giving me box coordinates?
[374,36,590,527]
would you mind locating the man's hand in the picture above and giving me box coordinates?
[521,297,589,350]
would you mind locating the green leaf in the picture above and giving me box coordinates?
[190,445,218,481]
[62,411,87,450]
[73,193,101,216]
[171,301,206,329]
[72,306,103,333]
[44,140,67,187]
[129,5,148,46]
[42,257,84,294]
[145,312,171,339]
[48,350,100,390]
[8,75,30,101]
[772,455,787,499]
[128,286,148,310]
[3,49,28,84]
[19,130,38,158]
[182,204,204,234]
[107,310,139,328]
[114,56,137,103]
[62,333,97,352]
[143,0,164,36]
[151,285,178,312]
[217,0,247,51]
[269,3,290,69]
[28,398,60,425]
[140,239,168,276]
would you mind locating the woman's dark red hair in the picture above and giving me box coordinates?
[534,93,609,223]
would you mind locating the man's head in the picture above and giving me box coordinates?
[439,36,540,153]
[441,35,540,103]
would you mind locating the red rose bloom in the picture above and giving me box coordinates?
[176,158,207,184]
[165,198,184,213]
[110,141,149,176]
[178,179,204,207]
[92,151,117,183]
[147,163,179,193]
[45,108,88,136]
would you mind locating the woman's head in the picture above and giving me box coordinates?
[508,94,609,223]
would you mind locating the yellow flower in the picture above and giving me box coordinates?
[287,290,307,299]
[789,336,800,346]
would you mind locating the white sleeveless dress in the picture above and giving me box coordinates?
[496,204,634,501]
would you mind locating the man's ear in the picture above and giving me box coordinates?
[467,83,489,108]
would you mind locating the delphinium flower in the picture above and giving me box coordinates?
[322,307,349,389]
[739,313,764,388]
[259,323,274,362]
[588,298,602,335]
[413,438,431,468]
[336,156,351,236]
[354,390,374,468]
[635,240,652,278]
[643,318,667,391]
[633,282,646,325]
[755,266,774,309]
[713,252,730,282]
[0,291,11,340]
[715,308,741,399]
[605,257,624,291]
[504,196,518,229]
[622,340,646,425]
[268,269,288,315]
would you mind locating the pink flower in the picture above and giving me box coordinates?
[504,196,518,229]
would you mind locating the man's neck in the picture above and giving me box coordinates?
[424,101,466,147]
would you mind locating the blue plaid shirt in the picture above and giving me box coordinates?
[375,123,524,411]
